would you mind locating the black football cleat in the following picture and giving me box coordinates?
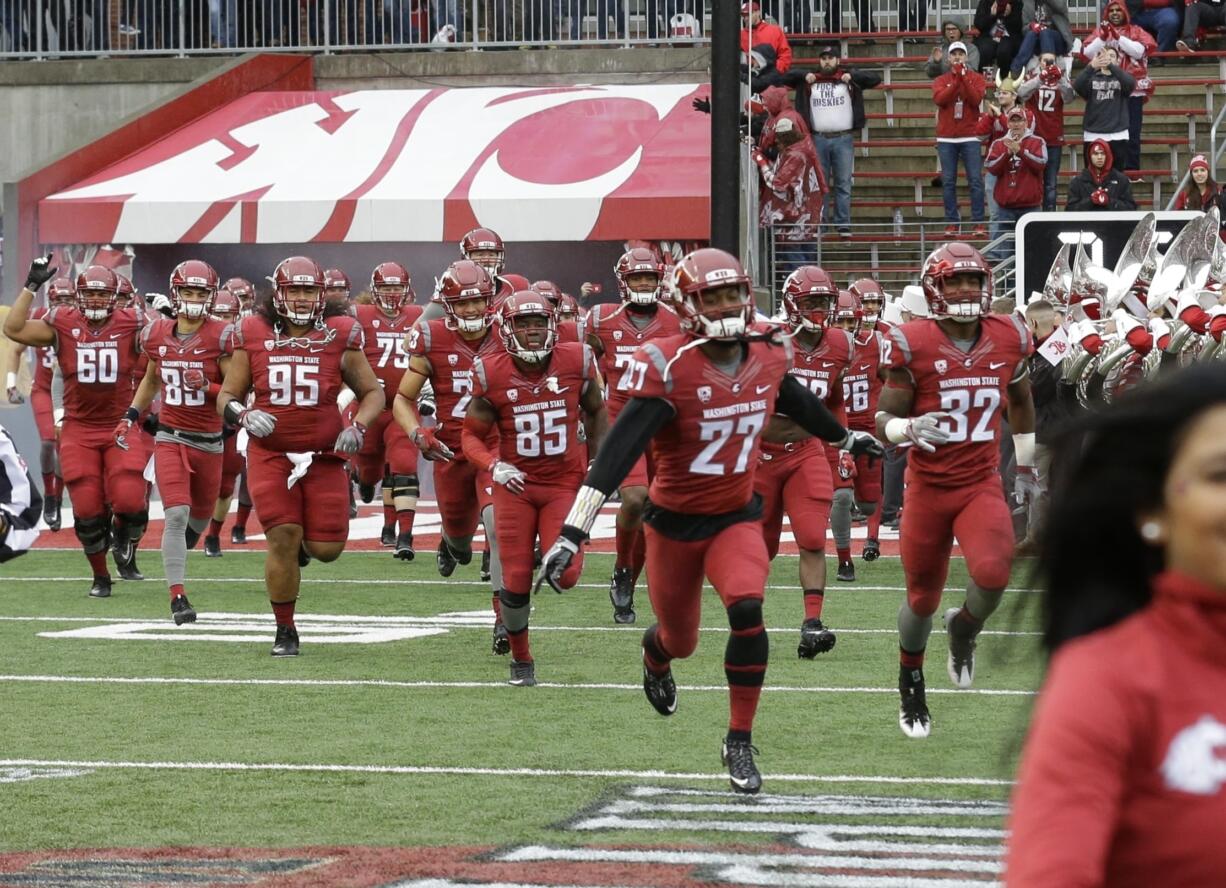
[348,492,358,520]
[492,620,510,655]
[436,540,458,578]
[358,482,376,503]
[508,658,536,686]
[112,536,145,581]
[44,495,61,532]
[230,526,248,545]
[203,535,222,557]
[899,666,932,739]
[380,525,396,547]
[836,559,856,582]
[272,624,300,657]
[88,575,112,599]
[533,544,542,570]
[185,527,202,551]
[394,532,415,561]
[944,607,978,690]
[642,658,677,716]
[297,543,311,568]
[862,538,880,562]
[171,594,197,625]
[797,618,837,659]
[721,738,762,795]
[480,547,491,583]
[609,568,636,624]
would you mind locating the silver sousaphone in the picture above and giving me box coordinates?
[1104,212,1158,312]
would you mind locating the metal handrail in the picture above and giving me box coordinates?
[1167,99,1226,210]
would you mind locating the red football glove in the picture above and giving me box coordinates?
[1030,21,1043,33]
[1091,188,1109,206]
[411,426,453,462]
[182,368,207,391]
[113,417,135,451]
[837,450,858,481]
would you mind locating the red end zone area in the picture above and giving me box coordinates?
[30,502,911,557]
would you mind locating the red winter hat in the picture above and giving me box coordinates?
[1190,154,1211,173]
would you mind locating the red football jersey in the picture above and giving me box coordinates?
[587,303,682,419]
[236,313,363,453]
[627,334,793,515]
[889,315,1032,485]
[788,327,855,422]
[471,342,597,486]
[556,319,582,345]
[29,308,56,393]
[355,302,423,408]
[1025,82,1067,146]
[405,319,501,449]
[45,306,144,428]
[844,329,889,432]
[141,317,235,434]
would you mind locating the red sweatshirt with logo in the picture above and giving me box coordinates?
[1005,571,1226,887]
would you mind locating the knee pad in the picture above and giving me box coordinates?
[856,499,878,516]
[726,598,764,631]
[498,588,531,632]
[390,473,420,498]
[498,589,531,610]
[116,509,149,543]
[74,515,111,554]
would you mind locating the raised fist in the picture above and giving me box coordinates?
[1091,188,1109,207]
[182,368,207,391]
[25,255,57,292]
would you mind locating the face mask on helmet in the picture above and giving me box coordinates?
[176,286,214,319]
[787,293,836,330]
[438,261,495,334]
[934,272,990,322]
[78,287,116,321]
[501,297,557,363]
[461,228,506,279]
[687,285,752,340]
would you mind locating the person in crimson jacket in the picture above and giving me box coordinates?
[974,0,1024,76]
[1083,1,1156,171]
[1066,139,1137,211]
[933,42,989,237]
[740,1,791,74]
[1016,51,1074,209]
[1006,363,1226,887]
[756,115,827,271]
[985,106,1047,259]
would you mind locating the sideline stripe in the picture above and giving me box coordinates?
[0,614,1043,637]
[0,674,1037,696]
[0,757,1014,786]
[1,577,1037,594]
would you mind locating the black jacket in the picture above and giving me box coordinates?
[974,0,1024,43]
[1028,348,1079,444]
[784,67,883,133]
[1066,141,1137,211]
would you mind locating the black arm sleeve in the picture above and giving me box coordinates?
[775,374,848,443]
[583,397,676,495]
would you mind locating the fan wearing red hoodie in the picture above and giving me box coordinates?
[740,2,792,73]
[985,106,1047,260]
[933,43,988,238]
[1066,140,1138,211]
[1082,1,1156,171]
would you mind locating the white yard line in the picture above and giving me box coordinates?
[0,673,1037,696]
[0,756,1014,786]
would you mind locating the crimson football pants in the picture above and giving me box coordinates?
[218,434,245,501]
[30,388,55,440]
[434,455,493,541]
[60,422,147,519]
[900,474,1015,618]
[755,439,833,557]
[354,409,419,484]
[494,482,585,594]
[154,441,223,520]
[246,445,350,542]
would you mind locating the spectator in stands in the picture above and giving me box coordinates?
[1178,0,1225,52]
[900,0,927,33]
[1173,154,1220,209]
[760,0,810,35]
[1125,0,1182,55]
[927,18,983,76]
[975,0,1024,77]
[1075,46,1135,173]
[787,45,883,240]
[1018,52,1075,209]
[1066,139,1138,210]
[755,115,827,273]
[743,44,787,94]
[976,76,1024,237]
[824,0,871,36]
[1083,1,1155,172]
[1010,0,1073,79]
[986,106,1048,260]
[933,42,989,239]
[741,1,791,73]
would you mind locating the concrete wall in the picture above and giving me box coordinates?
[0,57,228,211]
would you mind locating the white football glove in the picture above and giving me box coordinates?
[333,422,365,454]
[903,412,953,453]
[491,460,527,495]
[240,408,277,438]
[1014,465,1044,506]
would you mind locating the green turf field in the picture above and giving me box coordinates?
[0,548,1042,882]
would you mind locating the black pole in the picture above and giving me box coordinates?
[710,0,740,255]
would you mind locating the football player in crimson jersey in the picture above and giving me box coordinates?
[394,260,508,634]
[5,276,75,532]
[756,266,856,658]
[117,260,233,624]
[221,277,256,315]
[529,280,584,344]
[217,256,385,657]
[4,258,149,598]
[849,277,890,337]
[201,286,248,556]
[540,248,882,794]
[355,261,424,559]
[876,243,1037,739]
[829,290,891,567]
[323,268,353,309]
[585,247,682,624]
[461,292,608,685]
